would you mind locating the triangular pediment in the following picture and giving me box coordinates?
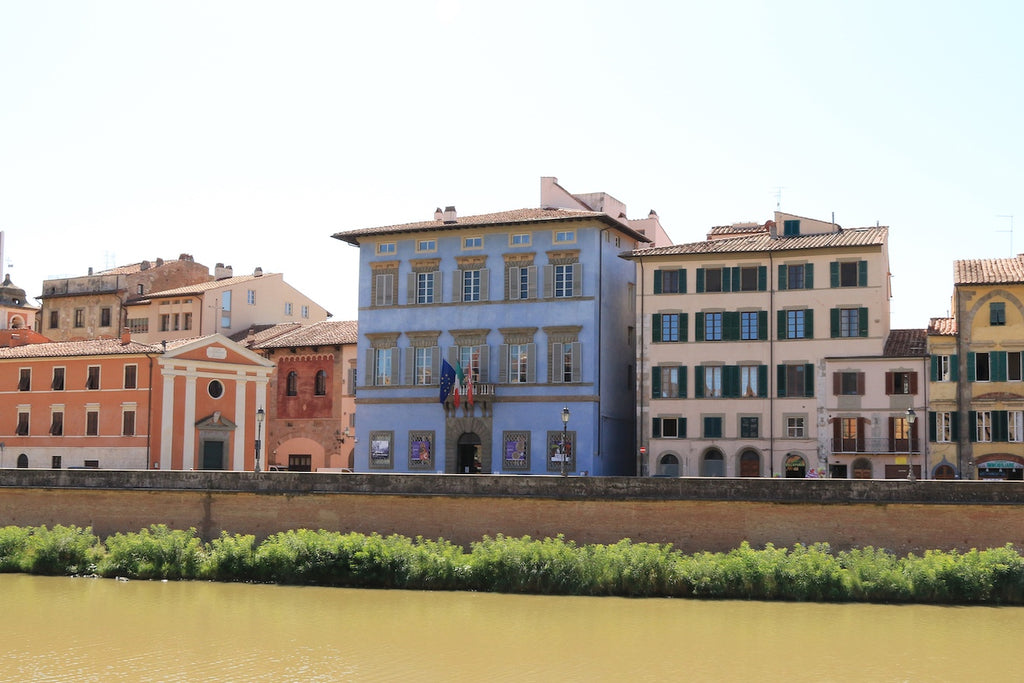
[195,411,237,430]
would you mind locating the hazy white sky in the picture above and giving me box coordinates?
[2,1,1022,329]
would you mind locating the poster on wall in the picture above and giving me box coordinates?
[371,438,390,462]
[411,439,431,463]
[504,437,527,465]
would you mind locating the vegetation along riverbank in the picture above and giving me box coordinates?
[3,524,1024,605]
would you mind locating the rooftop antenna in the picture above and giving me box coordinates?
[772,187,785,210]
[997,215,1014,255]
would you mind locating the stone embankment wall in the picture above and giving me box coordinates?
[2,470,1023,553]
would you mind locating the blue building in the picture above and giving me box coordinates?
[332,177,666,475]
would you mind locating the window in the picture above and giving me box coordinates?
[781,309,811,340]
[18,368,30,391]
[123,409,136,437]
[86,410,99,436]
[459,269,480,302]
[302,305,309,319]
[652,366,685,398]
[137,284,144,295]
[16,411,29,436]
[783,219,800,236]
[1010,411,1024,443]
[374,272,395,306]
[48,310,58,329]
[787,416,806,438]
[704,268,723,292]
[836,371,863,396]
[86,366,100,390]
[247,289,255,305]
[510,233,531,246]
[991,302,1006,326]
[654,313,684,342]
[506,344,531,383]
[886,371,917,395]
[52,368,65,391]
[375,348,394,386]
[284,302,293,316]
[52,456,61,469]
[935,354,954,382]
[220,290,232,328]
[377,242,396,255]
[50,411,63,436]
[415,347,433,385]
[703,312,722,341]
[839,308,862,337]
[739,366,760,397]
[463,236,482,249]
[703,366,723,398]
[654,417,686,438]
[417,272,436,304]
[416,239,437,252]
[124,365,137,389]
[286,371,298,396]
[208,380,224,399]
[128,318,149,333]
[703,416,723,438]
[654,269,686,294]
[739,267,759,291]
[934,411,953,443]
[172,313,181,331]
[159,314,170,332]
[100,307,112,327]
[74,308,84,328]
[740,417,759,438]
[781,263,810,290]
[740,312,759,340]
[975,352,991,382]
[976,411,992,442]
[315,370,327,396]
[554,230,575,243]
[778,363,813,398]
[183,313,192,330]
[554,264,574,298]
[1011,352,1023,381]
[832,260,867,287]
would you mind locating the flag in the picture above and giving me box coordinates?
[454,360,465,387]
[453,384,461,408]
[439,359,456,404]
[466,372,474,406]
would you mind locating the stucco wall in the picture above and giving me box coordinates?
[2,471,1023,554]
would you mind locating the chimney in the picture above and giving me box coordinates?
[88,267,93,275]
[253,267,263,277]
[121,328,131,346]
[140,260,150,271]
[156,258,164,267]
[442,206,457,224]
[434,207,443,221]
[214,263,233,280]
[767,220,778,240]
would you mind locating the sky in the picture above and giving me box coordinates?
[2,1,1022,330]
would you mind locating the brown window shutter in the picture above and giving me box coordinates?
[885,371,894,395]
[857,372,865,395]
[909,372,918,395]
[832,372,841,395]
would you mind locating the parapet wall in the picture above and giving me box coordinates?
[2,470,1023,553]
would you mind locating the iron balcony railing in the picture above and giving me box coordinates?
[831,438,920,454]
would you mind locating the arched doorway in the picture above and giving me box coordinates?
[658,453,679,477]
[851,457,872,479]
[16,453,28,468]
[739,449,760,477]
[784,453,806,478]
[933,463,956,480]
[702,449,725,477]
[457,432,482,474]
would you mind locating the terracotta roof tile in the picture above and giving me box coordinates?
[954,255,1024,284]
[928,317,957,336]
[137,273,274,299]
[252,320,358,349]
[883,328,928,357]
[627,226,887,257]
[332,208,651,245]
[96,258,189,276]
[0,339,160,359]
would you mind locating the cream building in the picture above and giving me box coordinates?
[627,212,892,477]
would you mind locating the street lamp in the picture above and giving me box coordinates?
[906,408,917,482]
[255,407,265,473]
[560,406,570,477]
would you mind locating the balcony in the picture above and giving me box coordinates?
[831,438,920,455]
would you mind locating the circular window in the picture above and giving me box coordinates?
[208,380,224,399]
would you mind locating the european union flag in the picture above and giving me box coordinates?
[439,359,457,404]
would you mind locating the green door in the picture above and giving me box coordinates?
[201,441,224,470]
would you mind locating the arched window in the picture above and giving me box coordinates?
[785,453,806,478]
[739,449,760,477]
[286,371,298,397]
[17,453,28,468]
[658,453,679,477]
[315,370,327,396]
[851,457,872,479]
[701,449,725,477]
[933,464,956,480]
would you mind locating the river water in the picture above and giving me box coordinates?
[2,574,1022,682]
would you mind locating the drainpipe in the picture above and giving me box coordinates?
[768,252,775,477]
[637,254,646,477]
[146,352,155,469]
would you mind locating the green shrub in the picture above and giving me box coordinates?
[98,525,203,580]
[838,546,909,602]
[200,532,257,582]
[586,539,683,597]
[466,534,590,594]
[0,526,32,572]
[20,525,100,575]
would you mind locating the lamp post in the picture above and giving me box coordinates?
[906,408,917,482]
[560,406,570,477]
[255,407,265,473]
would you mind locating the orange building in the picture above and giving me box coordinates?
[0,331,273,471]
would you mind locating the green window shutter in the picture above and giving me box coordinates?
[651,367,662,398]
[653,270,663,294]
[778,264,788,290]
[758,364,768,398]
[995,411,1009,442]
[805,263,814,289]
[680,313,689,342]
[652,418,662,439]
[723,365,739,398]
[967,352,976,382]
[777,364,787,398]
[694,366,704,398]
[679,269,687,293]
[830,308,840,338]
[777,310,787,340]
[805,308,814,338]
[804,363,815,397]
[696,268,705,293]
[968,411,977,442]
[951,355,959,381]
[679,418,687,438]
[830,261,840,288]
[928,412,937,442]
[859,307,868,337]
[951,412,959,440]
[930,356,940,382]
[724,311,740,341]
[758,310,767,340]
[858,260,868,287]
[994,351,1008,382]
[758,266,767,291]
[652,314,662,342]
[695,312,704,341]
[679,366,688,398]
